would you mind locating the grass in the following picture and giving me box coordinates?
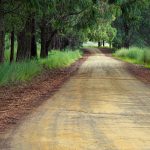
[0,61,42,86]
[40,50,82,69]
[0,50,82,86]
[113,47,150,67]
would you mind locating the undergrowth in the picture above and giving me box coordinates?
[40,50,82,69]
[0,50,82,86]
[113,47,150,67]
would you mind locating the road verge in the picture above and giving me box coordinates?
[0,53,89,133]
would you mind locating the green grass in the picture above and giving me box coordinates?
[0,61,42,85]
[0,50,82,86]
[40,50,82,69]
[113,47,150,67]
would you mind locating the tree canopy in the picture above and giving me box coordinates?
[0,0,149,63]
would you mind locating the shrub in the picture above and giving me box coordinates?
[114,47,150,65]
[40,50,82,69]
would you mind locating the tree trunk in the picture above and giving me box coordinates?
[16,17,32,61]
[40,21,47,58]
[98,41,101,47]
[123,21,130,48]
[16,29,26,61]
[109,41,112,48]
[30,16,37,58]
[103,40,105,47]
[45,30,57,53]
[0,12,5,63]
[10,30,14,63]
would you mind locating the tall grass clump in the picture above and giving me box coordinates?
[114,47,150,65]
[40,50,82,69]
[0,61,42,85]
[0,49,82,86]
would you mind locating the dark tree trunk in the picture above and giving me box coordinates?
[40,20,47,58]
[45,30,57,53]
[103,40,105,47]
[10,30,14,63]
[0,12,5,63]
[98,41,101,47]
[123,23,130,48]
[121,4,131,49]
[109,41,112,48]
[16,29,26,61]
[30,16,37,58]
[40,19,57,58]
[52,34,61,50]
[16,17,32,61]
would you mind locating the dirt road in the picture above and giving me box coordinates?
[1,49,150,150]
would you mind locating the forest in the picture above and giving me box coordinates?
[0,0,149,84]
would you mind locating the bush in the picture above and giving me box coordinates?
[40,50,82,69]
[114,47,150,65]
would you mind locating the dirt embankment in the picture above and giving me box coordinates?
[0,54,89,133]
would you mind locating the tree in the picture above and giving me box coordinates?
[0,0,6,63]
[113,0,149,48]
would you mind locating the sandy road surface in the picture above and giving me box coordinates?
[1,49,150,150]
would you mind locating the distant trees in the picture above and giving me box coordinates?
[88,24,117,47]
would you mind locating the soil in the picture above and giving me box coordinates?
[0,54,89,133]
[126,64,150,83]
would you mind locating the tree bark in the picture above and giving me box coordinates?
[10,30,14,63]
[123,23,130,48]
[30,16,37,58]
[103,40,105,47]
[0,12,5,63]
[40,19,47,58]
[16,17,32,61]
[45,30,57,53]
[98,41,101,47]
[109,41,112,48]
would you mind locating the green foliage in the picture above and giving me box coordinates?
[114,47,150,65]
[40,50,82,69]
[113,0,150,48]
[0,50,82,85]
[88,24,117,43]
[0,61,42,85]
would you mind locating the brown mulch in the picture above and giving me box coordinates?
[126,64,150,84]
[98,48,114,56]
[0,54,89,133]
